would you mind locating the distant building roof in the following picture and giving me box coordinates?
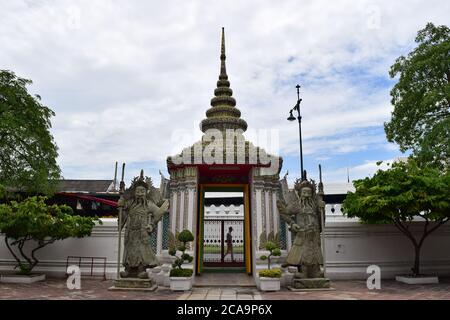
[323,182,355,195]
[56,180,115,193]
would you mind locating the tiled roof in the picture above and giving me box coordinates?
[56,180,115,193]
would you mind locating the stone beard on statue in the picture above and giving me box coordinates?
[133,196,146,206]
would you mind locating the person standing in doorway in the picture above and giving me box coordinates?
[223,226,234,262]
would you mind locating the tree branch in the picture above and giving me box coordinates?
[5,237,22,267]
[421,217,449,245]
[418,218,430,248]
[30,239,56,269]
[393,218,418,248]
[17,238,33,267]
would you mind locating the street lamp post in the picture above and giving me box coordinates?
[287,84,306,181]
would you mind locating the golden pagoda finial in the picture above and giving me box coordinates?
[200,28,248,133]
[220,27,227,79]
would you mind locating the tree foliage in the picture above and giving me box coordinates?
[343,159,450,276]
[0,70,60,195]
[384,23,450,170]
[0,196,101,274]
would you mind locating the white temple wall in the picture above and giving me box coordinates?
[170,189,177,234]
[164,167,198,282]
[168,167,198,236]
[250,168,282,283]
[323,218,450,279]
[256,210,450,283]
[250,175,280,251]
[0,218,120,279]
[1,217,450,282]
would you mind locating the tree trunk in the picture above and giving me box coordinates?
[394,218,449,277]
[4,237,22,267]
[30,240,55,271]
[17,239,33,269]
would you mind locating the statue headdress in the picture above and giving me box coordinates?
[124,169,165,205]
[130,169,149,190]
[294,178,317,195]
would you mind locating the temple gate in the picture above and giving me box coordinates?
[162,28,284,279]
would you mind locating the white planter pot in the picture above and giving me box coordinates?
[170,277,193,291]
[395,275,439,284]
[258,277,281,291]
[0,273,46,284]
[161,264,171,287]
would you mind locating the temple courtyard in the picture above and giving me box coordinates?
[1,277,450,300]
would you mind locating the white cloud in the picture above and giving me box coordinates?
[1,0,448,184]
[324,159,393,182]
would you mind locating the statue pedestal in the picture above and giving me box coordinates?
[108,278,157,291]
[288,278,331,291]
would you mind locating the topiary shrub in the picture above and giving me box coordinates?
[258,241,282,278]
[259,241,281,270]
[170,268,193,277]
[169,229,194,277]
[258,268,282,278]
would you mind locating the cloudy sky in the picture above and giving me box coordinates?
[1,0,449,187]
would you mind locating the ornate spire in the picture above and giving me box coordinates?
[200,27,248,133]
[220,27,227,79]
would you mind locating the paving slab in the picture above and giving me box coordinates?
[237,293,253,300]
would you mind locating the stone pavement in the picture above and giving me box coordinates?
[194,273,256,287]
[177,288,262,300]
[263,278,450,300]
[0,278,181,300]
[1,278,450,300]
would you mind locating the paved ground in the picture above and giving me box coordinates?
[195,273,256,287]
[177,288,262,300]
[0,278,181,300]
[264,278,450,300]
[1,277,450,300]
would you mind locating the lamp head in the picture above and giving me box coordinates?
[287,110,296,121]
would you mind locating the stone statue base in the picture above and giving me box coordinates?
[108,278,157,292]
[289,277,331,290]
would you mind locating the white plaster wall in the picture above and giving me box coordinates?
[0,218,120,279]
[254,215,450,283]
[0,218,179,282]
[324,220,450,280]
[2,218,450,282]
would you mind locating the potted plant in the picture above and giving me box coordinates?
[257,241,282,291]
[168,229,194,291]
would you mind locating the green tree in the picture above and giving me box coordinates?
[384,23,450,170]
[0,70,60,195]
[343,159,450,276]
[0,196,101,274]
